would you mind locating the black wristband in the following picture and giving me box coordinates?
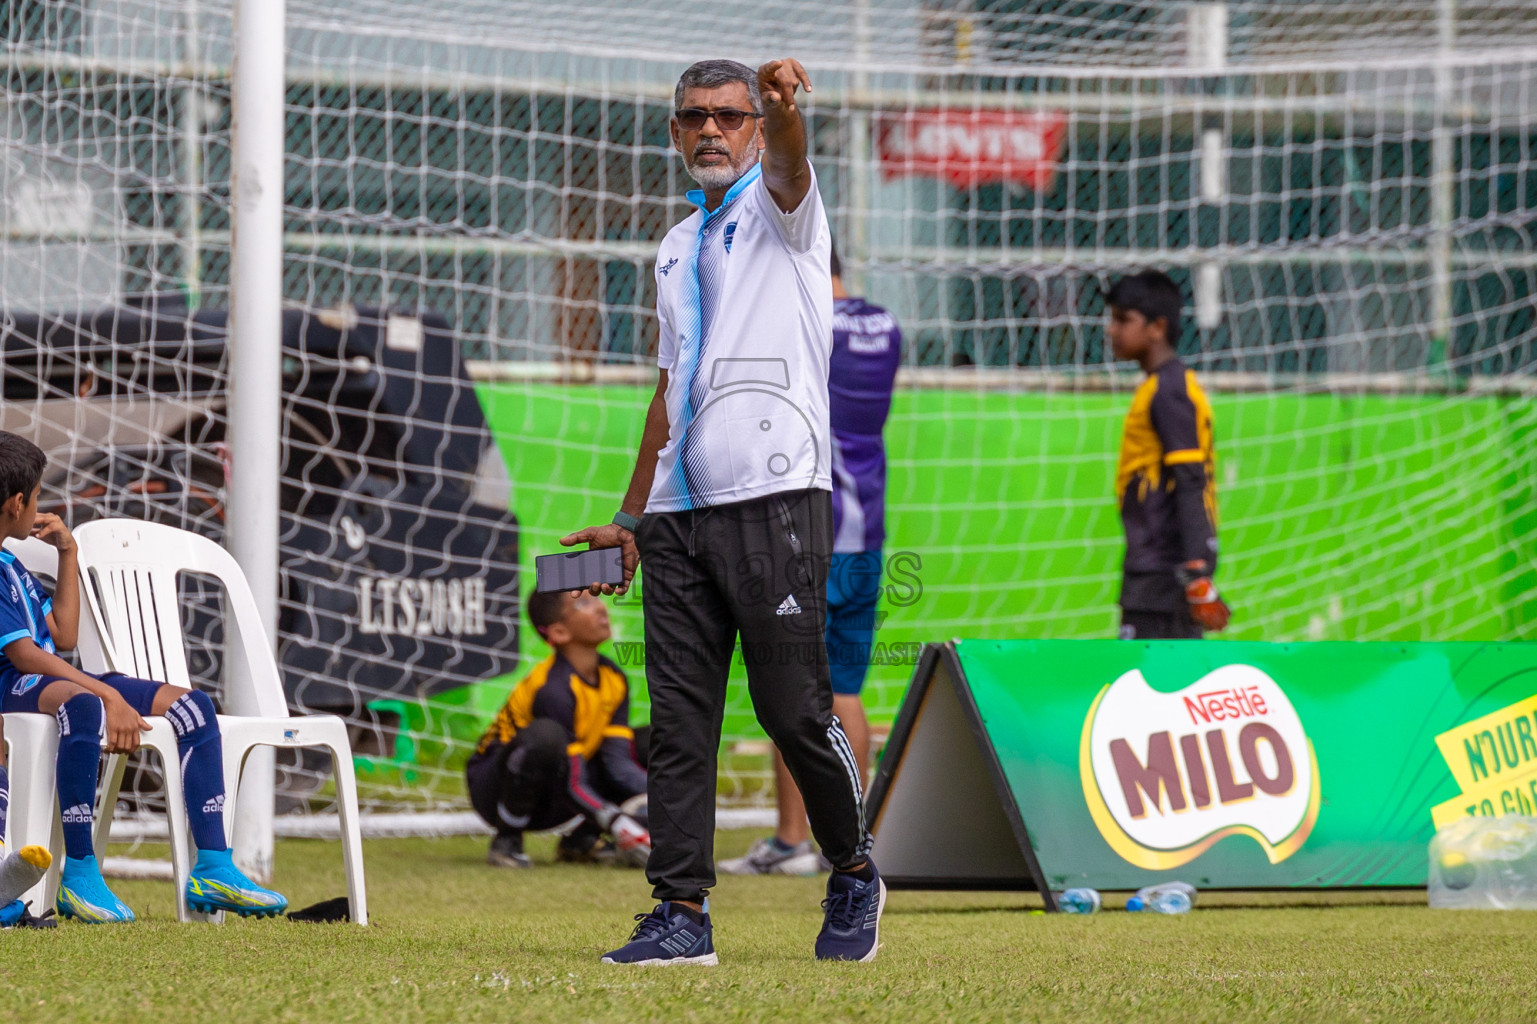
[1174,562,1211,589]
[612,510,640,533]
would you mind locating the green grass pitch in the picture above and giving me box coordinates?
[4,832,1536,1023]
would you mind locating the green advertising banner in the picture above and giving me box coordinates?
[865,639,1537,896]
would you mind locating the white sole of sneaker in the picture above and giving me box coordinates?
[858,880,888,963]
[601,952,719,967]
[769,852,825,877]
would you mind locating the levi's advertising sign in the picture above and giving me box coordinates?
[875,110,1068,191]
[953,640,1537,889]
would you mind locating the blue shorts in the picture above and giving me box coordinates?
[0,671,164,716]
[826,550,883,697]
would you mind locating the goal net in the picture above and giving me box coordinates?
[4,0,1537,831]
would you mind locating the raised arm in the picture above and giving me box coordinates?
[756,59,814,215]
[33,513,79,650]
[560,369,671,595]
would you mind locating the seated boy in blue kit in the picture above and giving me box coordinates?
[0,431,287,923]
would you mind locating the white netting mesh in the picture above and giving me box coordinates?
[3,1,1536,828]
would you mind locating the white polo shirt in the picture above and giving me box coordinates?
[646,162,833,513]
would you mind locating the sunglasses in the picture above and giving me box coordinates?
[674,107,761,131]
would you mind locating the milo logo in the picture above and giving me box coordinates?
[1080,664,1321,870]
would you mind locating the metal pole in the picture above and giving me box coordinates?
[227,0,285,882]
[847,0,872,296]
[1430,0,1456,367]
[179,0,203,304]
[1189,2,1228,332]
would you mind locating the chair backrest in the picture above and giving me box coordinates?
[2,535,57,579]
[72,519,290,719]
[0,536,112,675]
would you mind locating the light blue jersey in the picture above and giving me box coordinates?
[0,548,54,689]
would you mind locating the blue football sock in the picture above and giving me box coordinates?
[165,691,227,853]
[0,764,10,843]
[56,694,105,860]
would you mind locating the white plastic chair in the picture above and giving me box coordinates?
[0,536,186,915]
[73,518,368,925]
[0,696,63,914]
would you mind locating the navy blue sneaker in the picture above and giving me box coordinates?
[601,900,717,966]
[816,862,886,961]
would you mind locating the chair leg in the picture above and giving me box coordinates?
[13,776,58,912]
[324,741,369,926]
[42,803,63,912]
[5,723,61,911]
[93,753,129,862]
[159,745,218,924]
[220,742,250,850]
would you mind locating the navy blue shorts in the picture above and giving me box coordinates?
[826,550,883,697]
[0,671,165,716]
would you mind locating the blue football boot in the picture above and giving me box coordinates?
[56,855,135,924]
[185,849,288,918]
[601,900,717,966]
[815,861,886,961]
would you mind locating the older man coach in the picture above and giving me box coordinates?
[560,57,883,965]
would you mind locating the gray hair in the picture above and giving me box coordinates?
[674,60,762,116]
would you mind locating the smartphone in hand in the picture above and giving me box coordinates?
[535,548,625,593]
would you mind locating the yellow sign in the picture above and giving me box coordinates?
[1434,694,1537,792]
[1431,766,1537,829]
[1433,694,1537,826]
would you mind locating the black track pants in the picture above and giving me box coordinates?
[635,488,871,903]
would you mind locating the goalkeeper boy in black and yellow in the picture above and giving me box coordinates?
[1106,271,1231,639]
[466,589,650,868]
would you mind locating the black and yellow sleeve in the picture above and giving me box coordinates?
[601,662,635,743]
[472,657,553,756]
[1149,365,1219,571]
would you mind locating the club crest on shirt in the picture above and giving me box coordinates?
[658,257,678,277]
[724,222,737,252]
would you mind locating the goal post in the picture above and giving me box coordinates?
[226,0,286,884]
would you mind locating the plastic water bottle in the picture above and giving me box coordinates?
[1430,815,1537,910]
[1126,881,1196,914]
[1055,888,1101,914]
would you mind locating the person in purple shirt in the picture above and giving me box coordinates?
[721,241,902,876]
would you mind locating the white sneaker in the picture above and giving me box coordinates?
[718,838,823,876]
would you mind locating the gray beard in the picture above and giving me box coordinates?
[684,150,759,192]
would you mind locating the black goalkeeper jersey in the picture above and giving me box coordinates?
[1116,358,1219,612]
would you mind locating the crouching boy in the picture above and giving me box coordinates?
[0,431,287,923]
[467,590,649,868]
